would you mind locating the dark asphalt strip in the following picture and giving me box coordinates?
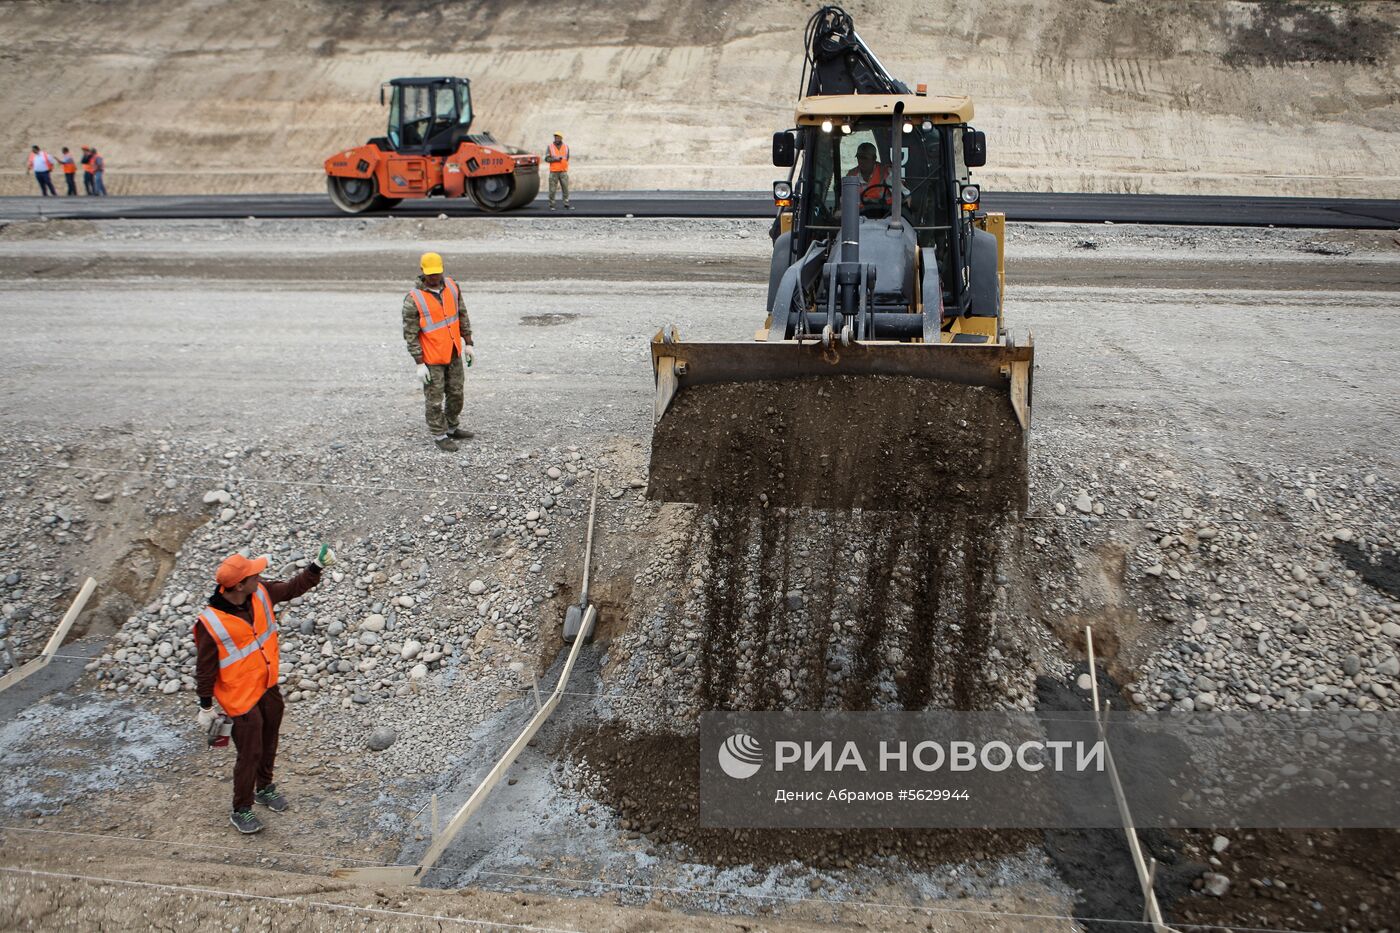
[3,191,1399,229]
[1,254,1395,293]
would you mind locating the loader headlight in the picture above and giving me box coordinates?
[772,180,792,206]
[902,121,913,134]
[841,122,853,134]
[960,184,981,210]
[821,120,833,133]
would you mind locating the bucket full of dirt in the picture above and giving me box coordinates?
[648,370,1029,514]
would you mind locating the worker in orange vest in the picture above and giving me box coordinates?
[80,146,96,195]
[401,251,475,451]
[845,142,892,209]
[25,145,57,196]
[89,147,108,196]
[194,547,336,834]
[57,147,78,196]
[545,131,572,210]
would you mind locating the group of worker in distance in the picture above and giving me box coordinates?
[26,144,108,196]
[195,246,482,832]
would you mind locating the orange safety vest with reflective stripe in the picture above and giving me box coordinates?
[408,276,463,365]
[547,142,569,173]
[193,585,279,717]
[846,162,890,203]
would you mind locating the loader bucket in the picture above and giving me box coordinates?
[647,330,1033,514]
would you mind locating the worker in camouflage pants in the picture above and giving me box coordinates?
[401,252,475,451]
[545,132,572,210]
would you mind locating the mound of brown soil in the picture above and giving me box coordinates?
[1171,828,1400,931]
[649,375,1027,513]
[570,724,1038,871]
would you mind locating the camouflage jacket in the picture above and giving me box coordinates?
[401,274,473,364]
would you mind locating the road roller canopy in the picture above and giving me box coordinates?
[381,77,474,153]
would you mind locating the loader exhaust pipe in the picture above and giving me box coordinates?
[839,175,861,262]
[889,102,904,230]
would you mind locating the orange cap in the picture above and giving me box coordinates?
[215,553,269,588]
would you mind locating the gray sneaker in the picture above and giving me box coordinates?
[434,437,459,452]
[255,783,288,812]
[230,808,264,834]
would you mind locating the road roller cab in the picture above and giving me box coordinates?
[324,77,540,214]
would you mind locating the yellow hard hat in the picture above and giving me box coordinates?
[420,251,444,275]
[553,131,564,138]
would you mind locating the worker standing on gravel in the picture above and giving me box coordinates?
[57,147,78,196]
[26,146,57,197]
[545,132,572,210]
[402,251,475,451]
[80,146,96,195]
[89,147,108,196]
[194,547,337,834]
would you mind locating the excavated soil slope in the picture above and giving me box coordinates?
[2,0,1398,195]
[570,372,1045,868]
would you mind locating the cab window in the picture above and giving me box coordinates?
[456,84,473,127]
[399,86,432,148]
[809,126,891,222]
[386,88,401,149]
[434,86,456,123]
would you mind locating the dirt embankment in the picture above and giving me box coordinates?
[2,0,1398,196]
[570,372,1043,868]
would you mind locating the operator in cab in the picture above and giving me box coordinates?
[845,142,892,211]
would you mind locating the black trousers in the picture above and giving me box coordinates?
[63,173,76,195]
[230,686,284,811]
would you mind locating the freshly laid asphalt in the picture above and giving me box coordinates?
[2,190,1399,229]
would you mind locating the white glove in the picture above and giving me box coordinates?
[312,543,337,569]
[197,706,219,731]
[461,343,475,364]
[416,363,431,385]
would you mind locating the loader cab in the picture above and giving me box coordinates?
[780,96,985,311]
[792,120,959,276]
[382,77,474,156]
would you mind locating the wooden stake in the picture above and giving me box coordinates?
[0,577,97,694]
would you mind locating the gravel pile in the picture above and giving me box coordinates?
[0,434,620,762]
[1026,444,1399,714]
[0,440,178,674]
[5,426,1395,771]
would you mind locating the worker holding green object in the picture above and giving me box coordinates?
[194,544,337,834]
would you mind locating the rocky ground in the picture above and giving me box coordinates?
[0,215,1397,930]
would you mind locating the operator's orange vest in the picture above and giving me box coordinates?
[194,585,279,717]
[408,277,463,365]
[548,142,569,173]
[61,159,76,175]
[847,162,889,202]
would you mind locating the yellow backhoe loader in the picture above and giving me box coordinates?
[648,5,1032,514]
